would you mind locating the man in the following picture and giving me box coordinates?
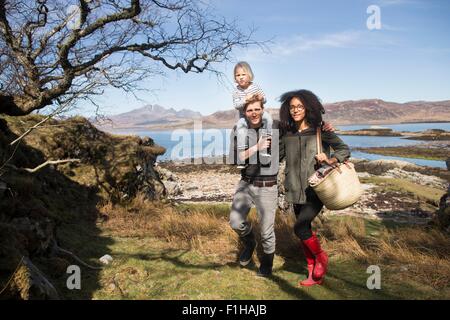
[229,99,280,277]
[228,98,335,277]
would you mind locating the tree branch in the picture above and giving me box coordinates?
[7,159,81,173]
[9,114,52,146]
[0,0,263,116]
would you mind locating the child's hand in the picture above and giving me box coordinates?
[245,94,264,103]
[245,94,254,103]
[255,93,264,101]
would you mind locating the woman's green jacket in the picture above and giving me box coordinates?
[279,128,351,204]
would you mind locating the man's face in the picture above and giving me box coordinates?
[244,100,263,128]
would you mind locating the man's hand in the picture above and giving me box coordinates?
[239,135,271,161]
[257,135,271,151]
[322,122,335,132]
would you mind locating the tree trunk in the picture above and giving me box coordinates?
[0,95,29,116]
[0,94,51,117]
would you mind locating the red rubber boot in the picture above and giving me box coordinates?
[302,233,328,281]
[298,242,323,287]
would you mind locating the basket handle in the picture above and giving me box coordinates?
[315,126,322,156]
[316,126,343,172]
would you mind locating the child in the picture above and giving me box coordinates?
[232,61,273,168]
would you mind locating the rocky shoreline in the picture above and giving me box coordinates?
[157,158,449,227]
[336,128,450,139]
[354,141,450,162]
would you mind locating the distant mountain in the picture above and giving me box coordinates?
[322,99,450,125]
[96,104,202,128]
[95,100,450,130]
[199,99,450,128]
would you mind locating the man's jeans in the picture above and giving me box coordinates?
[229,180,278,254]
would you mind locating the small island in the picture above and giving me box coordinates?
[336,128,403,136]
[336,128,450,139]
[337,128,450,162]
[354,145,449,162]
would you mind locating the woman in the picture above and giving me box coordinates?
[279,89,350,286]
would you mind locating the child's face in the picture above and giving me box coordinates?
[234,67,251,88]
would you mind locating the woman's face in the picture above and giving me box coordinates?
[234,67,251,88]
[289,97,306,122]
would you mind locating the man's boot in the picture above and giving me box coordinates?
[257,252,274,277]
[302,233,328,280]
[299,242,323,286]
[239,230,256,266]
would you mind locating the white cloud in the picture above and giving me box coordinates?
[382,23,408,31]
[238,29,401,62]
[239,31,363,61]
[378,0,421,7]
[276,31,363,55]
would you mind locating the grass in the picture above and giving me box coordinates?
[47,198,450,300]
[360,176,446,204]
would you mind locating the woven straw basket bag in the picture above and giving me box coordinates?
[309,128,362,210]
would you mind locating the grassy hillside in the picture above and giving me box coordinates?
[49,199,449,300]
[0,114,166,299]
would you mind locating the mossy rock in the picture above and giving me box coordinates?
[1,115,167,202]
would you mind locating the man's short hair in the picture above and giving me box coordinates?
[243,99,264,112]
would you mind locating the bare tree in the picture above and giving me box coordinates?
[0,0,259,116]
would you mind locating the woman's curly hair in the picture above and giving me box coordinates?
[279,89,325,134]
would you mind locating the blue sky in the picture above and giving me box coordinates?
[77,0,450,116]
